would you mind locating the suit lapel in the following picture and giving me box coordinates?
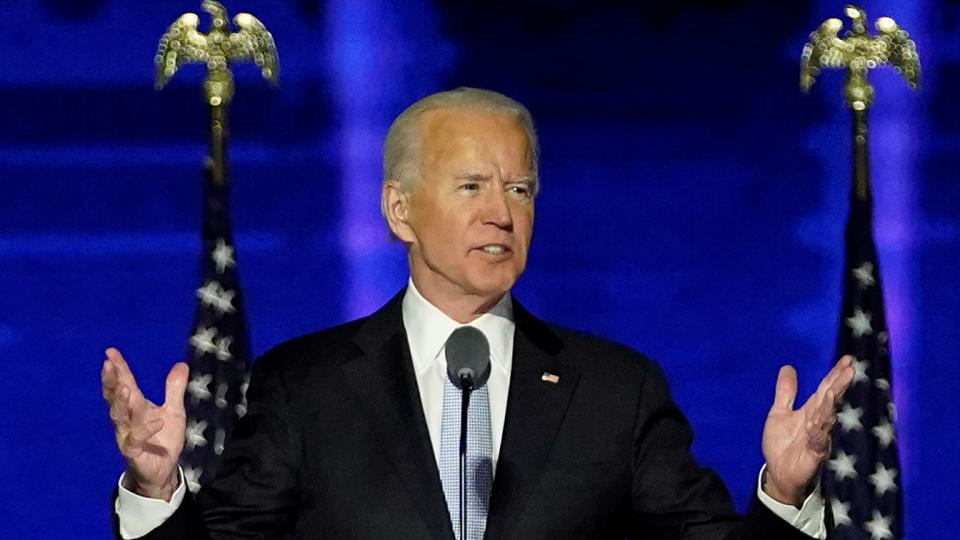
[486,301,581,537]
[341,292,454,540]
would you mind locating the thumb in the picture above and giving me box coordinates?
[770,365,798,413]
[165,362,189,412]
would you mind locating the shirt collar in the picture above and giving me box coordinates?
[402,278,514,378]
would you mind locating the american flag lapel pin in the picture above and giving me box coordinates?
[541,372,560,384]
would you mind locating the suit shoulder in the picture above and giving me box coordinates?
[547,323,663,381]
[253,317,368,379]
[537,322,678,419]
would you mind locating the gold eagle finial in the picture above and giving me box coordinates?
[800,5,919,110]
[155,1,278,106]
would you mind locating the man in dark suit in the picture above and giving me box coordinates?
[102,88,854,539]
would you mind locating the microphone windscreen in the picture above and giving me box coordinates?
[445,326,491,389]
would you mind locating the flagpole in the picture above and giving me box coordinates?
[800,5,918,538]
[210,105,228,187]
[852,109,868,202]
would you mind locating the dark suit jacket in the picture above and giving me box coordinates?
[116,291,815,539]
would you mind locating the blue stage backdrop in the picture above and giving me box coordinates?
[0,0,956,537]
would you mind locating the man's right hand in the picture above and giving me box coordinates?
[102,347,188,501]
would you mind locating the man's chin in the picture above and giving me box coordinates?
[412,263,521,301]
[466,274,520,301]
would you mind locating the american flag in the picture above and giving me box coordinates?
[179,170,253,493]
[822,182,903,539]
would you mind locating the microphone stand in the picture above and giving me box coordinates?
[458,374,473,540]
[445,326,489,540]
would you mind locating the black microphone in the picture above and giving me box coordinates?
[446,326,491,391]
[444,326,490,540]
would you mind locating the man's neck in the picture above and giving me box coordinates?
[408,276,506,324]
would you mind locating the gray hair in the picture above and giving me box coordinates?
[381,87,540,218]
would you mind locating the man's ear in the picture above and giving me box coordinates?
[382,179,415,243]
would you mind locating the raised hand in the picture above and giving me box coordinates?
[761,355,855,506]
[102,347,188,501]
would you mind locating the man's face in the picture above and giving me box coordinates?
[386,108,535,314]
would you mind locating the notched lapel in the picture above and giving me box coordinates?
[486,303,581,537]
[341,295,454,540]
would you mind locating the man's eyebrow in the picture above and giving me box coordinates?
[454,172,491,181]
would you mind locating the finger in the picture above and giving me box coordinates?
[121,417,164,457]
[109,385,133,427]
[105,347,131,379]
[802,355,854,413]
[814,355,851,398]
[164,362,189,413]
[106,349,154,416]
[770,365,798,412]
[829,359,856,401]
[807,388,837,453]
[102,357,129,401]
[102,359,119,401]
[105,348,143,393]
[813,388,838,425]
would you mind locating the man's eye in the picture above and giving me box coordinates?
[460,183,479,191]
[509,185,531,197]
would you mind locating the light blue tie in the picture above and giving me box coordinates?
[439,372,493,540]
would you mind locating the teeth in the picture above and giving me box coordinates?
[482,245,504,255]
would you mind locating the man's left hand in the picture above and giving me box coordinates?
[761,356,855,507]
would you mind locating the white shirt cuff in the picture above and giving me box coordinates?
[756,465,826,539]
[114,468,186,539]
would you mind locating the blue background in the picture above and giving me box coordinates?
[0,0,956,537]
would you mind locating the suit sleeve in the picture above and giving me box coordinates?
[628,362,815,540]
[112,350,302,540]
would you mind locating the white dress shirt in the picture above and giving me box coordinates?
[116,280,825,538]
[402,278,514,472]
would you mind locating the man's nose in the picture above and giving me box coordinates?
[481,188,513,231]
